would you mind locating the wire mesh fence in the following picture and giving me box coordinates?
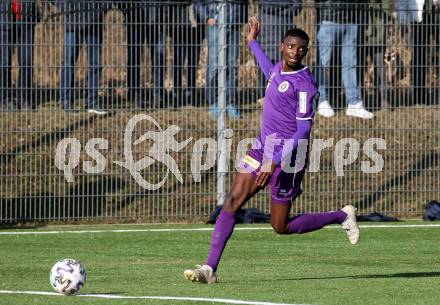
[0,0,439,223]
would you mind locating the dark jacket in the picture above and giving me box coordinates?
[117,0,172,25]
[51,0,111,31]
[0,0,40,30]
[259,0,301,14]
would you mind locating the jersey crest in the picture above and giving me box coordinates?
[278,81,289,93]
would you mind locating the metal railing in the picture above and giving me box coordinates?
[0,1,439,223]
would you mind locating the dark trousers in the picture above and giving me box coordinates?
[0,22,35,106]
[124,12,165,103]
[172,24,204,102]
[170,6,205,105]
[412,7,439,105]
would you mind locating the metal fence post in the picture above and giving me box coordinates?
[216,0,227,206]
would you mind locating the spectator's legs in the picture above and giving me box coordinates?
[16,22,35,109]
[409,0,424,24]
[86,24,104,109]
[0,25,13,105]
[186,23,204,104]
[262,7,293,95]
[396,0,410,25]
[172,45,185,105]
[433,7,440,105]
[341,24,361,105]
[374,48,387,108]
[125,10,145,106]
[206,23,219,107]
[172,7,188,107]
[259,8,288,95]
[317,21,337,104]
[149,28,165,106]
[226,25,240,107]
[60,28,83,110]
[258,10,274,95]
[171,5,184,105]
[260,6,292,63]
[259,11,280,63]
[413,15,427,104]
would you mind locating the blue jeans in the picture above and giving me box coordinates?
[396,0,422,24]
[206,24,240,106]
[60,26,103,109]
[317,21,360,105]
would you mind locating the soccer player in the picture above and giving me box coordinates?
[184,16,360,284]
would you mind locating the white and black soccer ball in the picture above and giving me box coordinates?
[49,259,86,295]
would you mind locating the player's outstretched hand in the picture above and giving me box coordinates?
[247,16,260,43]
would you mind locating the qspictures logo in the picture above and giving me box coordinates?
[55,114,386,190]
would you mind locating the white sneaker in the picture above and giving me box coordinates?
[184,264,217,284]
[341,205,360,245]
[317,100,335,117]
[346,101,374,119]
[87,108,107,115]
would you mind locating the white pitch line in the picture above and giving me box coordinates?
[1,224,440,235]
[0,227,219,235]
[0,290,314,305]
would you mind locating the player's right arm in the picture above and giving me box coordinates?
[247,16,274,80]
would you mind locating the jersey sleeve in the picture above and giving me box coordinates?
[295,84,319,121]
[248,40,274,80]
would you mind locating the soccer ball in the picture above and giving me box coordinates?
[49,259,86,295]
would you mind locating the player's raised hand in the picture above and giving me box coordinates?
[247,16,260,43]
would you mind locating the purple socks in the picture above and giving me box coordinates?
[206,209,236,272]
[205,209,347,271]
[287,210,347,234]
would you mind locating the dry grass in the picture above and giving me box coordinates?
[0,104,439,220]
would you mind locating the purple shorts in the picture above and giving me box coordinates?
[239,148,307,204]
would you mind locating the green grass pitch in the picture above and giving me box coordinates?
[1,222,440,305]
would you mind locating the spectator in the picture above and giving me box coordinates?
[364,0,392,109]
[0,0,40,110]
[204,0,248,119]
[119,0,166,109]
[316,0,374,119]
[430,0,440,104]
[395,0,432,105]
[169,0,206,107]
[54,0,111,114]
[258,0,301,96]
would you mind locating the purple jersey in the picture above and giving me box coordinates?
[248,40,318,158]
[238,40,318,204]
[259,62,318,156]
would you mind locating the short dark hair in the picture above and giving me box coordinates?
[282,28,309,44]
